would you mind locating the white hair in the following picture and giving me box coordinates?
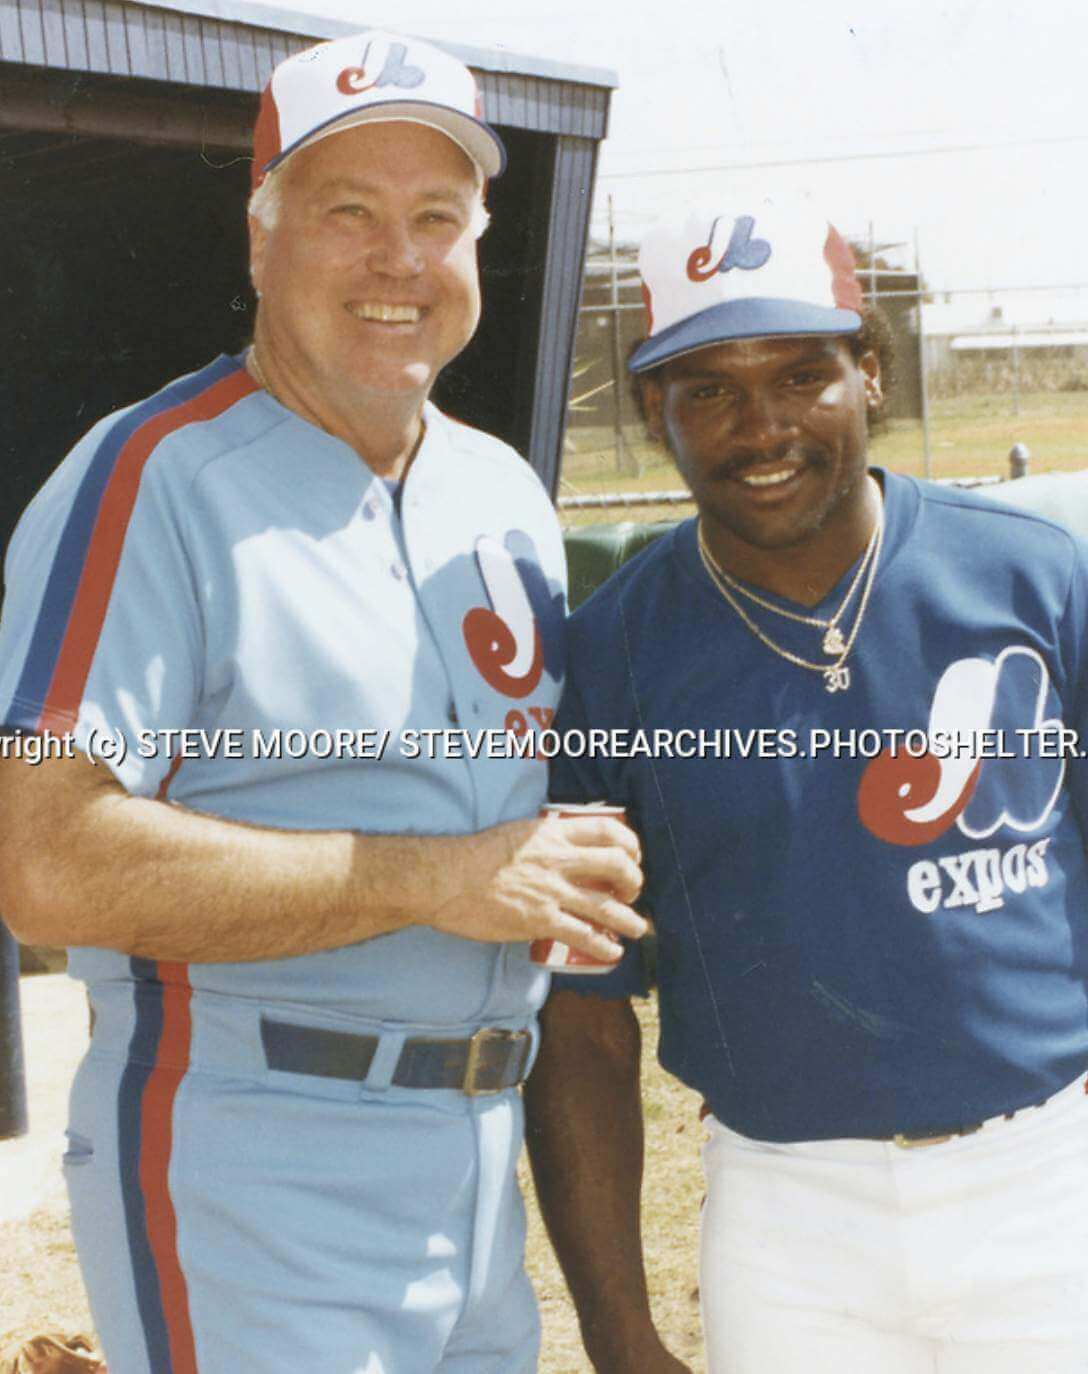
[247,170,284,231]
[247,160,491,239]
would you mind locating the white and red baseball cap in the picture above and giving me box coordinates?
[252,31,506,190]
[629,197,863,373]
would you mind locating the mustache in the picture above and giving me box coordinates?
[721,444,825,479]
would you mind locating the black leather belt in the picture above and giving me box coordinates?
[260,1017,533,1096]
[891,1096,1055,1148]
[891,1122,986,1148]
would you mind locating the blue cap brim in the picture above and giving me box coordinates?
[628,298,862,373]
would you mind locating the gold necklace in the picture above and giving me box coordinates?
[703,500,882,657]
[696,495,884,693]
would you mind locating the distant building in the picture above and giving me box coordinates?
[923,299,1088,394]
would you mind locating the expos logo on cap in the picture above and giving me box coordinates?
[251,30,506,190]
[629,196,864,373]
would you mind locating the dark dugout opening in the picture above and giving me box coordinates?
[0,65,556,564]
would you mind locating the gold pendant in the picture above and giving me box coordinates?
[824,665,850,693]
[822,625,846,656]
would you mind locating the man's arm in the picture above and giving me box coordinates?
[0,751,645,963]
[524,989,692,1374]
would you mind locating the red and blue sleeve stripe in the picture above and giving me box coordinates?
[7,356,257,734]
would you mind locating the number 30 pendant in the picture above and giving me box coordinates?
[823,665,850,693]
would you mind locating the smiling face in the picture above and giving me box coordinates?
[249,120,483,413]
[641,336,882,569]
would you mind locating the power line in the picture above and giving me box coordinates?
[601,125,958,159]
[597,130,1088,180]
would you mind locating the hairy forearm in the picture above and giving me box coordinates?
[0,752,647,964]
[525,992,664,1370]
[0,756,466,961]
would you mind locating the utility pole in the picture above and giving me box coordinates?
[609,195,639,476]
[915,228,933,480]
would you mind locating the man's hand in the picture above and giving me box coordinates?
[582,1321,694,1374]
[428,813,646,960]
[644,1349,693,1374]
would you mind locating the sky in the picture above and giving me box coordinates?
[262,0,1088,321]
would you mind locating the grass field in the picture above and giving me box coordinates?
[559,390,1088,526]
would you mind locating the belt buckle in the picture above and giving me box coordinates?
[463,1027,522,1096]
[892,1132,954,1149]
[893,1120,982,1149]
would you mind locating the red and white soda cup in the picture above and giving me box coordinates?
[530,802,629,974]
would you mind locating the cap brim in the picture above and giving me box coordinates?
[265,101,507,179]
[629,299,862,373]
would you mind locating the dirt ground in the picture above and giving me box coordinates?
[0,975,705,1372]
[0,974,94,1341]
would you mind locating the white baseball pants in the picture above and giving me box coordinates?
[701,1074,1088,1373]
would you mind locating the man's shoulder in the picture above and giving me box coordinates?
[569,520,686,632]
[429,408,546,493]
[908,470,1087,546]
[886,470,1088,618]
[60,356,277,494]
[561,523,689,707]
[10,360,243,533]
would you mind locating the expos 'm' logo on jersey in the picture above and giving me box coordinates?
[857,646,1065,848]
[462,533,563,699]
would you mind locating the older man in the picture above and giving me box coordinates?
[0,31,644,1374]
[526,198,1088,1373]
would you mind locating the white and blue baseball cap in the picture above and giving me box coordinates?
[252,31,506,190]
[629,197,864,373]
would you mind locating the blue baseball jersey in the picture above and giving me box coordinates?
[0,354,566,1023]
[551,470,1088,1142]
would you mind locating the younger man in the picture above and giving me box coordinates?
[527,198,1088,1373]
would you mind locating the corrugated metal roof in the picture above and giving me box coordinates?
[149,0,618,89]
[0,0,614,137]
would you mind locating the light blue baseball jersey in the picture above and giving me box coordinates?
[1,354,566,1373]
[0,353,566,1022]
